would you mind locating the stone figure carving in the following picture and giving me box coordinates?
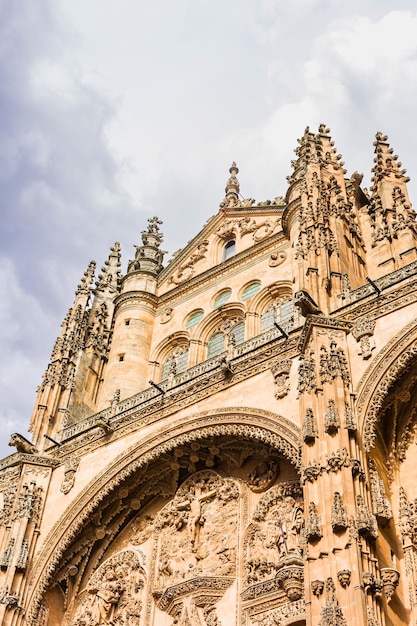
[61,457,80,495]
[69,550,146,626]
[8,433,37,454]
[244,483,304,588]
[271,359,292,399]
[248,460,280,493]
[155,471,239,591]
[90,566,121,625]
[177,482,217,551]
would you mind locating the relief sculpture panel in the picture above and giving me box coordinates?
[62,463,303,626]
[152,470,240,625]
[69,549,146,626]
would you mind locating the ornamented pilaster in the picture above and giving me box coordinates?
[298,317,370,626]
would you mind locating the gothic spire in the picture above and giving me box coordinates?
[95,242,121,294]
[371,131,411,194]
[288,125,346,184]
[75,261,96,297]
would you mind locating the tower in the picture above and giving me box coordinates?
[1,126,417,626]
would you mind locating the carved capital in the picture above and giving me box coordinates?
[380,567,400,602]
[337,569,351,588]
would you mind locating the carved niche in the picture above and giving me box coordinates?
[242,483,304,598]
[152,470,240,625]
[69,549,146,626]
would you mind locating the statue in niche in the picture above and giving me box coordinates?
[244,483,303,588]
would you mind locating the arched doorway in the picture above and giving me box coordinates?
[27,410,307,626]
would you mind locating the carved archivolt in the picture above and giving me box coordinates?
[26,409,300,624]
[355,318,417,450]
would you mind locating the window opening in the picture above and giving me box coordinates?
[161,348,189,380]
[242,282,261,301]
[207,332,225,358]
[214,289,231,309]
[230,322,245,345]
[186,310,204,329]
[261,297,294,332]
[223,240,236,261]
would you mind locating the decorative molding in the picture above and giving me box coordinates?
[355,318,417,451]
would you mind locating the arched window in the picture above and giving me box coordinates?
[241,282,261,301]
[207,321,244,359]
[185,310,204,329]
[223,240,236,261]
[161,346,189,380]
[261,296,294,332]
[213,289,232,309]
[207,332,225,358]
[230,322,245,345]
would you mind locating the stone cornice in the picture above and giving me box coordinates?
[0,452,59,472]
[113,290,158,309]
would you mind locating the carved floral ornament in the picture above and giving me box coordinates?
[25,413,301,623]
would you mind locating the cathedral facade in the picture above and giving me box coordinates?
[1,125,417,625]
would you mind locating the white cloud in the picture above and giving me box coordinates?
[1,0,417,458]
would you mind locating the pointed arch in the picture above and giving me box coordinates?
[355,317,417,451]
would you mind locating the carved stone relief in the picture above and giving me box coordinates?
[243,482,303,595]
[61,457,80,495]
[351,317,376,360]
[153,470,239,625]
[69,549,146,625]
[270,359,292,399]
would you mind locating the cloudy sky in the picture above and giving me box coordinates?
[1,0,417,458]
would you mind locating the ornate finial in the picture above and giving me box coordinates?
[127,217,165,276]
[147,216,163,234]
[371,131,410,192]
[220,162,240,209]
